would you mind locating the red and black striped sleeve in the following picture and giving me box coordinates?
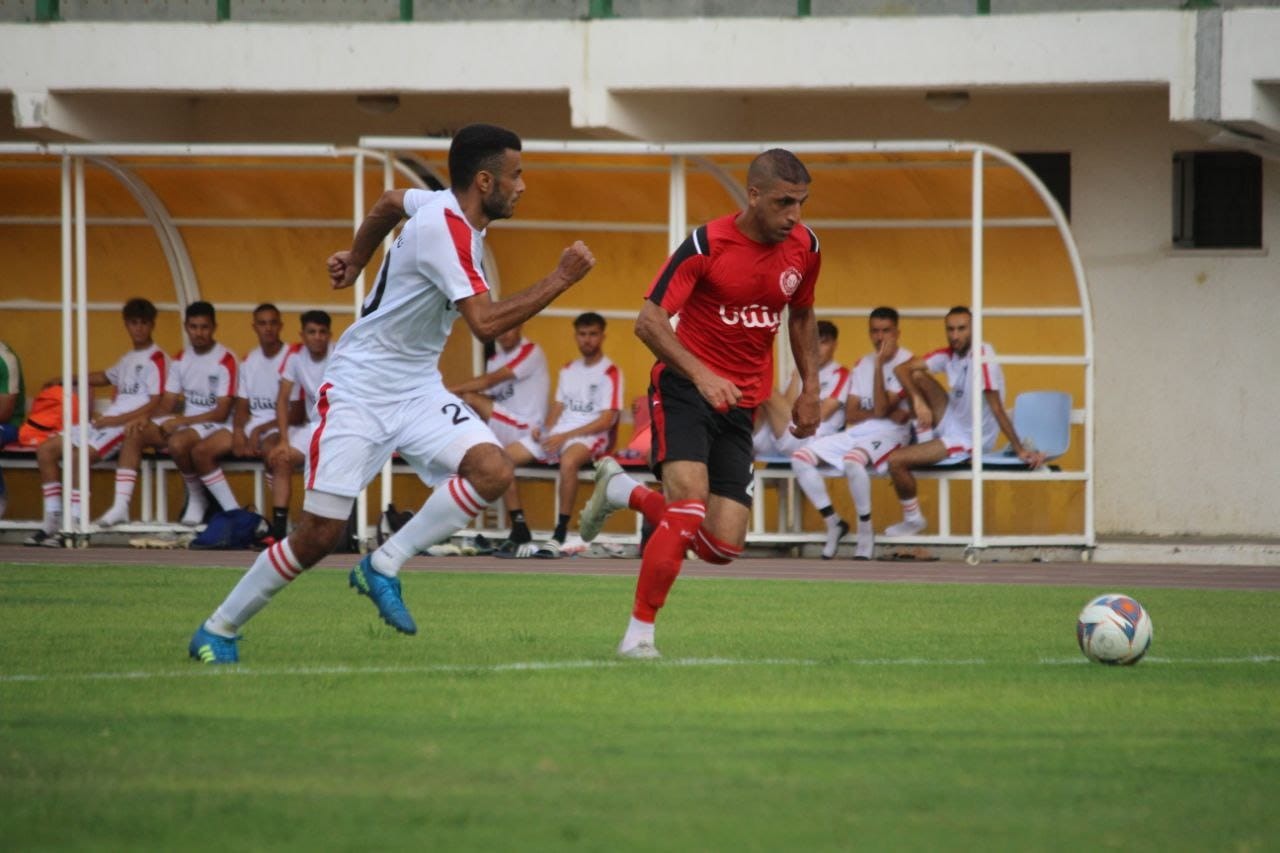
[644,224,711,314]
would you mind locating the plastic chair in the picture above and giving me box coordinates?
[927,390,1072,469]
[985,390,1072,467]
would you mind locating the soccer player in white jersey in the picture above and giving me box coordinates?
[25,299,167,546]
[501,312,622,547]
[98,301,238,528]
[885,305,1046,536]
[752,320,848,458]
[449,322,550,448]
[790,307,913,560]
[261,309,333,541]
[189,123,595,664]
[185,303,287,519]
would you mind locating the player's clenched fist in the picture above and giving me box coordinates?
[326,250,361,290]
[554,241,596,286]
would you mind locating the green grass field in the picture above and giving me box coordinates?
[2,562,1277,851]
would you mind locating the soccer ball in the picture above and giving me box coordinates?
[1076,593,1153,665]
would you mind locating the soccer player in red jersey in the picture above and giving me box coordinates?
[578,149,823,658]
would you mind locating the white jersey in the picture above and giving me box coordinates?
[847,348,913,417]
[280,342,333,421]
[485,338,549,424]
[166,342,237,421]
[816,360,851,437]
[102,344,168,418]
[237,344,291,429]
[325,188,489,399]
[552,356,622,434]
[923,343,1006,451]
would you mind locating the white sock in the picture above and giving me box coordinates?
[70,489,82,524]
[912,420,935,444]
[201,468,240,512]
[791,452,832,510]
[900,497,923,521]
[622,615,655,648]
[110,469,137,514]
[206,537,303,636]
[605,469,644,507]
[842,453,872,518]
[42,482,62,530]
[371,476,488,577]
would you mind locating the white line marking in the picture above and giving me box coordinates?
[2,654,1275,684]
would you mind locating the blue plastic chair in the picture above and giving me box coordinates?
[928,390,1072,469]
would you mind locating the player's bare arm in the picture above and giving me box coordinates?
[327,189,410,290]
[455,242,595,342]
[448,366,514,395]
[895,358,934,430]
[985,389,1047,467]
[786,305,821,438]
[95,395,160,430]
[273,378,295,443]
[635,299,741,412]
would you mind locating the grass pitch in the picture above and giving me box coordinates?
[1,562,1277,851]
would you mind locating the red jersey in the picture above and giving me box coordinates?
[645,213,821,407]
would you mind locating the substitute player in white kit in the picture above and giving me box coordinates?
[885,305,1045,537]
[189,124,595,664]
[261,309,333,541]
[790,307,913,560]
[501,311,622,547]
[752,319,848,459]
[449,323,550,449]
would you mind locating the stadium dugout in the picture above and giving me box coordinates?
[0,138,1093,560]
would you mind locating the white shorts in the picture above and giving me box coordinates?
[66,425,127,459]
[804,421,910,472]
[286,422,316,456]
[935,413,996,458]
[753,426,806,459]
[306,381,500,497]
[153,416,227,441]
[515,431,610,465]
[489,405,540,449]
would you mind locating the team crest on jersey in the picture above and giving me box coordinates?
[208,374,220,395]
[779,266,802,298]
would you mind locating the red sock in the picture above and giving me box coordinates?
[629,485,667,527]
[692,527,742,565]
[632,499,705,622]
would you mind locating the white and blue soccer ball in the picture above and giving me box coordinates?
[1076,593,1153,665]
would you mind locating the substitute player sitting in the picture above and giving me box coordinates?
[885,305,1045,536]
[27,298,167,546]
[753,319,848,458]
[577,148,823,658]
[501,312,621,548]
[188,302,288,518]
[448,322,549,448]
[790,307,913,560]
[261,310,333,541]
[97,301,238,528]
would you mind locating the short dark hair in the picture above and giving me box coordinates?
[747,148,811,189]
[300,310,331,329]
[253,303,280,318]
[869,306,899,325]
[947,305,972,319]
[185,301,215,323]
[574,312,606,330]
[817,320,838,340]
[449,123,522,189]
[122,298,157,323]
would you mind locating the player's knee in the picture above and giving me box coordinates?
[790,449,815,472]
[460,443,513,502]
[692,527,742,566]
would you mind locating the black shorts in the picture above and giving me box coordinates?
[649,363,756,507]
